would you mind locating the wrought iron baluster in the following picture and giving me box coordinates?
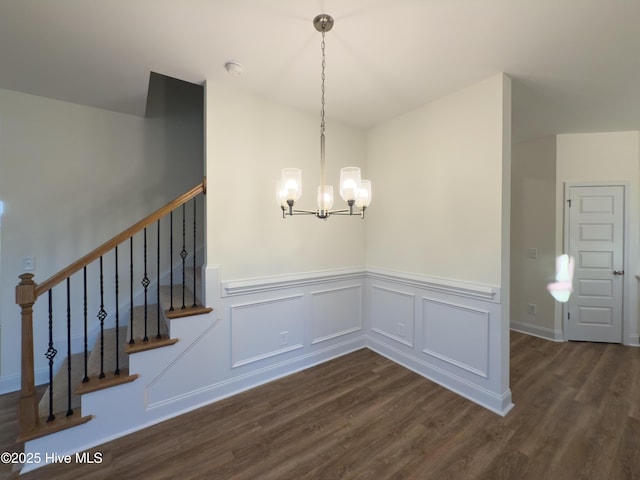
[142,227,149,342]
[130,237,134,344]
[98,256,106,379]
[180,204,187,309]
[170,211,174,311]
[45,290,56,422]
[82,266,89,383]
[192,198,197,308]
[114,246,120,375]
[156,219,161,339]
[66,278,73,416]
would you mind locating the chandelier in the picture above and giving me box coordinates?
[277,14,372,220]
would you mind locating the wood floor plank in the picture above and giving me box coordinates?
[5,332,640,480]
[609,416,640,480]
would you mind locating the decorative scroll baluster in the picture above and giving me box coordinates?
[98,256,106,379]
[170,211,174,311]
[66,278,73,416]
[180,204,187,309]
[82,267,89,383]
[114,246,120,375]
[130,237,134,344]
[192,198,197,308]
[142,228,150,342]
[46,290,56,422]
[156,219,162,339]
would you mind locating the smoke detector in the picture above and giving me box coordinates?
[224,61,243,76]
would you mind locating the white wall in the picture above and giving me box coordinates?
[204,81,367,281]
[511,136,559,340]
[366,75,507,286]
[556,131,640,345]
[0,84,203,393]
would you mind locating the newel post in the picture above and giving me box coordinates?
[16,273,38,438]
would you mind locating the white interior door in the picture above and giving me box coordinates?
[565,184,624,343]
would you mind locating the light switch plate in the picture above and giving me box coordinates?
[22,256,35,272]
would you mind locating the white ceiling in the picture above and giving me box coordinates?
[1,0,639,142]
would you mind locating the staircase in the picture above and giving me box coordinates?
[36,267,209,422]
[15,181,215,473]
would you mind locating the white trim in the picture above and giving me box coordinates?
[311,327,362,345]
[310,284,362,296]
[221,266,499,302]
[510,321,564,342]
[367,267,500,303]
[0,368,50,395]
[421,297,490,379]
[232,344,304,368]
[229,293,304,310]
[624,334,640,347]
[369,284,416,347]
[222,267,367,296]
[371,327,414,348]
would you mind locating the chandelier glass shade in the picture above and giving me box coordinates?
[277,14,372,220]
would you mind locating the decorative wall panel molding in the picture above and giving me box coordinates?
[311,285,363,344]
[230,295,305,368]
[370,285,415,347]
[421,298,489,378]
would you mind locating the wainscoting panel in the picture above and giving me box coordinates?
[422,298,489,378]
[366,269,511,415]
[22,267,512,471]
[311,285,363,345]
[230,295,305,368]
[370,285,415,347]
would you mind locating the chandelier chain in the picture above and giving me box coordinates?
[320,30,326,135]
[319,29,327,204]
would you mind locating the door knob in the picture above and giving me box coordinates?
[613,270,624,275]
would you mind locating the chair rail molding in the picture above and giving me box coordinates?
[221,267,367,297]
[366,267,501,303]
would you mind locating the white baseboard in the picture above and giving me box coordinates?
[0,368,50,395]
[510,321,564,342]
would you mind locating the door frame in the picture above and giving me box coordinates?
[562,181,630,344]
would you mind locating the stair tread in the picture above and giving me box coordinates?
[18,408,93,443]
[165,305,213,319]
[75,368,138,395]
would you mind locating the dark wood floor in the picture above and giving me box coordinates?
[2,332,640,479]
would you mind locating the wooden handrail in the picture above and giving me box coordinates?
[34,179,206,298]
